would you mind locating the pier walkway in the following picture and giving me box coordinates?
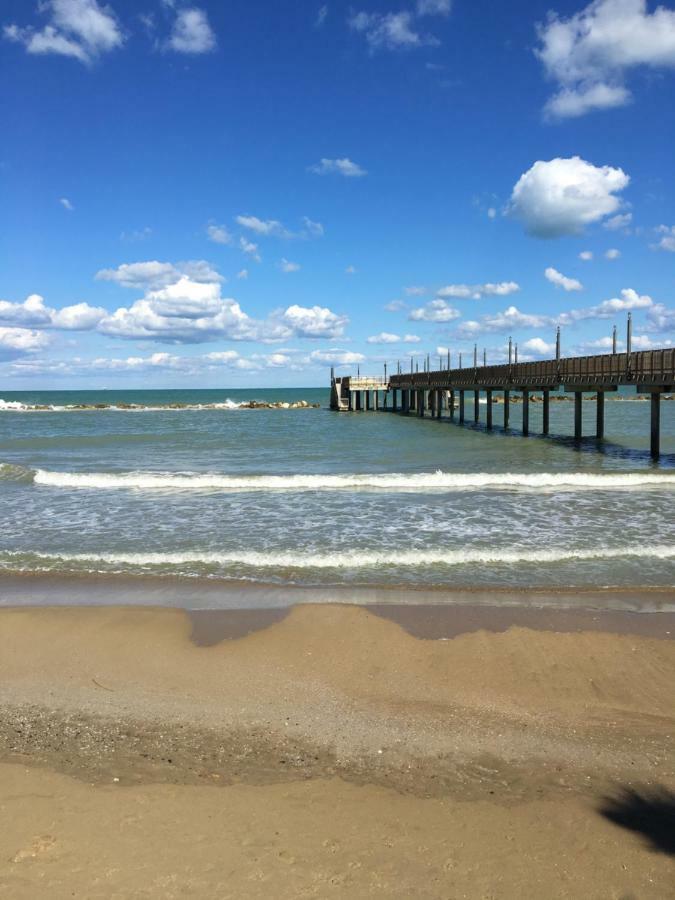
[330,347,674,459]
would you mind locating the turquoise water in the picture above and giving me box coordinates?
[0,387,674,593]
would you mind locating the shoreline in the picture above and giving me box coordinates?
[1,570,674,613]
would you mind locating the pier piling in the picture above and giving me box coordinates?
[574,392,582,440]
[596,392,604,440]
[503,390,510,429]
[459,390,465,424]
[542,390,550,435]
[486,390,493,430]
[522,390,529,436]
[651,392,660,460]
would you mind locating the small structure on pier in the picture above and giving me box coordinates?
[331,347,674,460]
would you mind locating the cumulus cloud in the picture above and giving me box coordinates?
[236,269,248,280]
[572,287,652,319]
[236,215,293,239]
[0,326,50,361]
[206,223,232,245]
[348,10,439,50]
[508,156,630,238]
[4,0,124,64]
[579,250,594,260]
[654,225,675,252]
[457,306,554,337]
[366,332,421,344]
[605,247,621,259]
[0,293,106,330]
[404,286,427,296]
[385,299,406,312]
[279,258,301,273]
[96,260,223,289]
[522,337,556,356]
[645,303,675,331]
[239,237,261,262]
[437,281,520,299]
[535,0,675,119]
[408,299,461,322]
[417,0,452,14]
[603,211,632,231]
[308,157,367,177]
[167,7,216,54]
[59,196,74,211]
[544,267,583,291]
[309,349,365,367]
[302,217,325,237]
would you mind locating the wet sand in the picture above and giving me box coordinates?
[1,602,674,898]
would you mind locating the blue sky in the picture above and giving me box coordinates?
[1,0,674,388]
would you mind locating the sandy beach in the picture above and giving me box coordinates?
[1,601,674,898]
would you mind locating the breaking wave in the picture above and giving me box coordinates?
[9,467,675,492]
[0,544,673,572]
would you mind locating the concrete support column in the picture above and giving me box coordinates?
[486,390,493,430]
[374,390,379,412]
[522,390,529,436]
[596,391,604,440]
[418,390,425,417]
[542,390,550,435]
[365,390,371,411]
[349,391,354,411]
[574,391,583,440]
[474,390,480,424]
[459,390,465,424]
[429,390,436,417]
[403,390,409,414]
[503,390,510,428]
[651,392,661,460]
[449,390,455,421]
[436,389,442,419]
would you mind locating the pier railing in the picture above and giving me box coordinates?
[388,349,675,390]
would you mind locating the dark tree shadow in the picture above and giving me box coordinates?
[599,786,675,855]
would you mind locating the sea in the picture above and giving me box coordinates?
[0,387,674,609]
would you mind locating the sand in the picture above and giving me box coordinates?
[0,602,674,898]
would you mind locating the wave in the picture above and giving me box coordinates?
[1,544,673,571]
[11,467,675,492]
[0,398,316,412]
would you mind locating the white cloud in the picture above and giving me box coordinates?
[523,337,556,356]
[385,299,406,312]
[96,260,223,289]
[276,305,346,339]
[59,196,74,211]
[315,5,328,28]
[206,223,232,245]
[605,247,621,259]
[5,0,124,64]
[437,281,520,299]
[0,293,106,330]
[646,304,675,331]
[403,334,421,343]
[654,225,675,252]
[574,287,652,319]
[309,349,365,367]
[509,157,630,238]
[367,332,401,344]
[239,237,261,262]
[345,265,357,275]
[630,333,673,349]
[535,0,675,119]
[236,269,248,280]
[309,157,367,177]
[302,216,325,237]
[0,326,50,360]
[544,266,583,291]
[348,10,439,50]
[579,250,594,260]
[408,299,461,322]
[457,306,555,336]
[487,207,497,219]
[404,286,427,296]
[603,211,632,230]
[417,0,452,15]
[236,215,292,238]
[279,258,301,273]
[167,7,216,54]
[120,227,152,242]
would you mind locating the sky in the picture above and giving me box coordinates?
[1,0,674,389]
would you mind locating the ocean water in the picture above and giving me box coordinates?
[0,387,674,597]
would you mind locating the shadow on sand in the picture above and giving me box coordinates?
[599,786,675,855]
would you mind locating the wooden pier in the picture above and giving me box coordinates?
[330,347,674,460]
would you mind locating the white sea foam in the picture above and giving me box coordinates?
[28,468,675,492]
[1,544,673,570]
[0,398,249,412]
